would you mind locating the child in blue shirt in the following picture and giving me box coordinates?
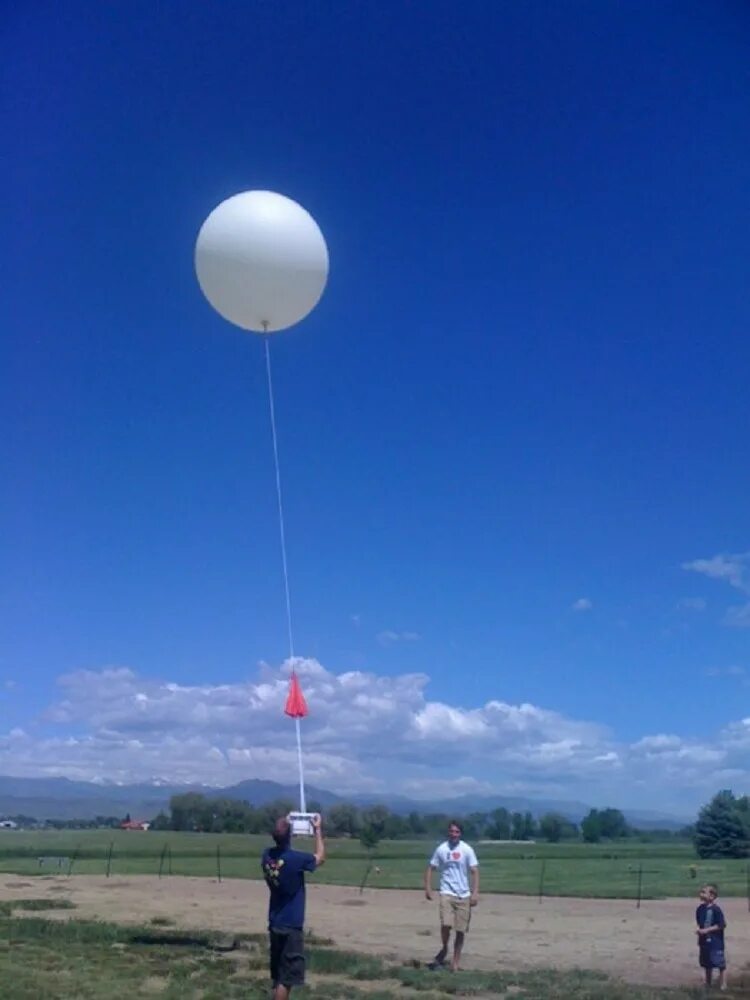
[696,883,727,991]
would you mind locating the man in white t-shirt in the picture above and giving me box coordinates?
[424,820,479,971]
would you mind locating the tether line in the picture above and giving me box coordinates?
[263,330,295,661]
[263,327,307,815]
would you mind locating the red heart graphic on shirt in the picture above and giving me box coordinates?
[451,852,461,860]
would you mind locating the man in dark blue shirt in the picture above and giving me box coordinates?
[261,813,325,1000]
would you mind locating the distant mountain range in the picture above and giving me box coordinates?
[0,775,691,829]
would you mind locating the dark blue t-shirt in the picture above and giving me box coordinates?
[696,902,726,946]
[261,846,317,929]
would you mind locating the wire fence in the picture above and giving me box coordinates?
[7,842,750,908]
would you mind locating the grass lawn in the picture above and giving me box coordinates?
[0,898,745,999]
[0,830,746,899]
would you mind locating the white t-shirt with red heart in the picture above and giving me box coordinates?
[429,840,479,898]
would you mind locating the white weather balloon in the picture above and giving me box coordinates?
[195,190,329,333]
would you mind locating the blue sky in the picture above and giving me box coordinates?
[2,1,749,814]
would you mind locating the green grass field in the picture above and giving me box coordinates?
[1,837,748,997]
[0,830,746,899]
[1,899,746,999]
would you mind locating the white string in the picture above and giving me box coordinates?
[263,329,307,817]
[263,332,295,661]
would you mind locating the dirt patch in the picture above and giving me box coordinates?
[311,972,422,995]
[0,874,731,988]
[141,975,168,994]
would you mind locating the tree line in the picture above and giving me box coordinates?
[9,796,733,854]
[4,792,742,857]
[150,793,681,843]
[2,815,126,830]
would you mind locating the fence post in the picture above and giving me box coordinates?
[168,844,172,876]
[67,846,79,877]
[746,862,749,913]
[359,853,374,896]
[538,859,546,904]
[105,840,114,878]
[158,843,167,879]
[636,863,643,909]
[216,844,222,883]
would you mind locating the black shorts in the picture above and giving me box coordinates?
[269,926,305,986]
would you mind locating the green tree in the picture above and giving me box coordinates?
[539,813,565,843]
[207,797,255,833]
[522,811,536,840]
[581,809,602,843]
[511,811,525,840]
[258,799,295,834]
[598,808,629,839]
[328,803,360,838]
[424,813,450,838]
[465,812,487,840]
[407,811,426,836]
[733,795,750,840]
[169,793,207,832]
[359,824,381,851]
[384,813,407,839]
[694,790,749,859]
[360,805,389,839]
[486,807,511,840]
[358,805,390,853]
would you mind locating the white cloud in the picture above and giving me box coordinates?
[632,734,684,753]
[571,598,592,612]
[377,630,421,645]
[724,603,750,628]
[682,552,750,592]
[678,597,707,612]
[682,552,750,628]
[413,702,490,741]
[629,733,727,774]
[5,660,611,792]
[705,665,746,679]
[3,657,750,811]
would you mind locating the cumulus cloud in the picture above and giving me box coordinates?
[571,598,592,612]
[2,657,749,810]
[1,659,613,793]
[683,551,750,628]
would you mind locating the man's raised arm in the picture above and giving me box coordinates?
[312,813,326,866]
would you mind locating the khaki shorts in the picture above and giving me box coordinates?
[439,893,472,934]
